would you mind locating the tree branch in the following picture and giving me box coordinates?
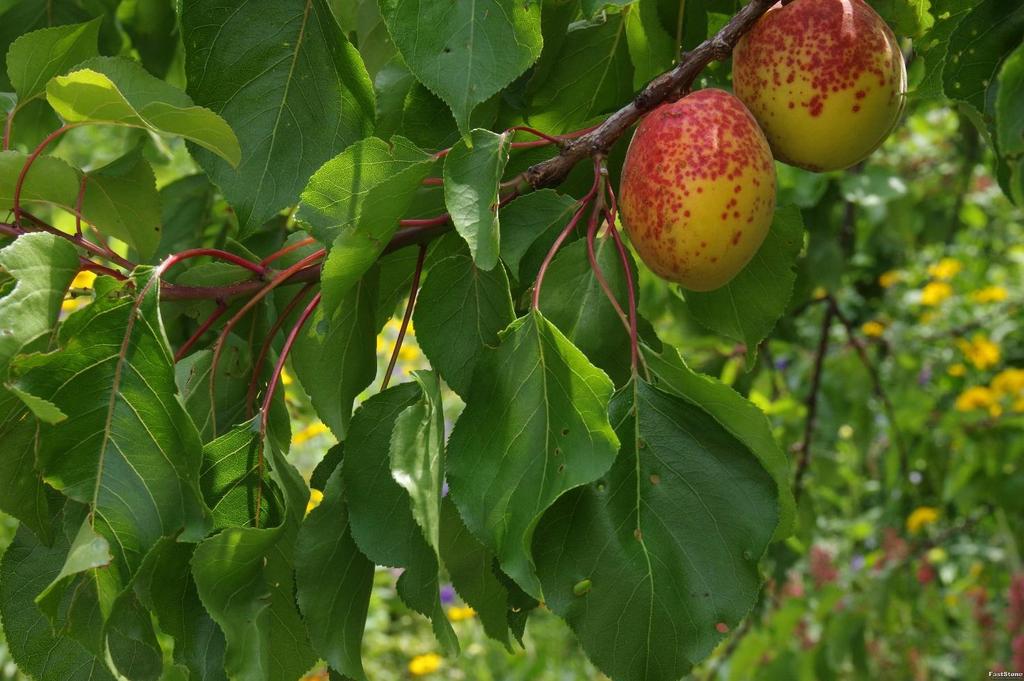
[524,0,776,190]
[793,302,835,502]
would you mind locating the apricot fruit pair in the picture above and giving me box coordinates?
[620,0,905,291]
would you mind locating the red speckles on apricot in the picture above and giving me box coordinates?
[618,89,776,291]
[732,0,907,171]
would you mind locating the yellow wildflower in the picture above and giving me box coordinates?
[398,343,421,363]
[971,286,1009,304]
[906,506,939,534]
[861,320,885,338]
[947,364,966,377]
[919,281,953,306]
[926,547,948,564]
[927,258,962,280]
[447,605,476,622]
[957,334,1000,370]
[281,367,294,386]
[991,368,1024,396]
[70,270,97,289]
[955,386,1001,417]
[1014,397,1024,413]
[408,653,443,676]
[305,489,323,516]
[812,286,828,300]
[292,421,329,446]
[878,270,902,288]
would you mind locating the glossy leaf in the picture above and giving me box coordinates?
[443,129,511,269]
[942,0,1024,115]
[11,271,210,575]
[533,378,778,681]
[498,189,579,281]
[378,0,543,135]
[82,146,162,260]
[181,0,374,233]
[47,57,240,165]
[6,18,101,100]
[446,310,619,597]
[412,244,515,398]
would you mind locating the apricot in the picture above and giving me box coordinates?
[732,0,907,172]
[619,89,776,291]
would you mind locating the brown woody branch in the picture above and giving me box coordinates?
[524,0,776,190]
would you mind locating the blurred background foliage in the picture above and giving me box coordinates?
[4,98,1024,680]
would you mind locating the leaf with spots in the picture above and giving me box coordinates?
[941,0,1024,117]
[683,205,804,366]
[378,0,543,136]
[533,377,779,681]
[181,0,374,234]
[446,310,619,598]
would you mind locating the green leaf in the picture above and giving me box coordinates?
[315,141,433,317]
[200,420,265,530]
[498,189,579,281]
[913,0,980,100]
[642,343,795,541]
[191,441,317,681]
[624,0,676,89]
[997,43,1024,203]
[528,14,633,134]
[182,0,374,233]
[82,146,162,261]
[0,149,80,211]
[412,245,515,398]
[0,0,102,93]
[439,497,514,649]
[46,57,240,165]
[135,539,227,681]
[295,466,374,680]
[533,377,779,681]
[942,0,1024,115]
[11,271,211,576]
[446,310,619,598]
[6,18,101,100]
[7,381,66,423]
[342,382,458,655]
[175,335,257,443]
[539,236,633,386]
[35,519,112,617]
[155,174,215,259]
[871,0,934,38]
[0,513,116,681]
[443,129,511,269]
[0,234,78,539]
[378,0,543,135]
[291,273,377,440]
[683,206,805,365]
[298,136,434,245]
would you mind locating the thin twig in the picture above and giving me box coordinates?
[381,244,428,391]
[793,302,835,502]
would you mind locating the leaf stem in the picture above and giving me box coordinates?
[174,302,229,362]
[12,123,80,222]
[245,282,317,417]
[381,244,427,391]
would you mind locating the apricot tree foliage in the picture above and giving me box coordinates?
[0,1,1021,680]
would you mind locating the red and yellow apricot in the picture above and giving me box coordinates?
[732,0,906,171]
[619,89,776,291]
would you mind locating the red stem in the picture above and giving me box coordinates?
[160,248,268,278]
[399,213,451,229]
[381,244,427,391]
[78,259,127,280]
[586,206,629,329]
[260,237,316,267]
[531,202,589,310]
[2,108,14,151]
[18,213,136,271]
[13,124,78,220]
[508,125,565,146]
[245,282,316,416]
[208,249,326,435]
[421,177,444,186]
[174,302,228,362]
[254,291,322,528]
[606,218,640,375]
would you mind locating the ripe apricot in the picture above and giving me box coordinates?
[732,0,906,171]
[619,89,776,291]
